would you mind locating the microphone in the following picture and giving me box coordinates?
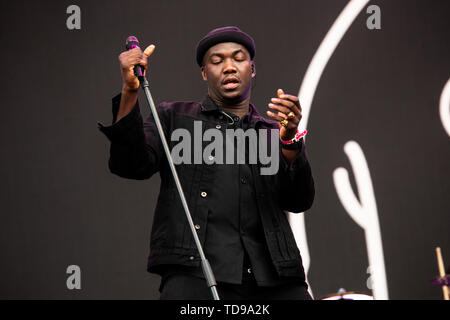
[125,36,144,79]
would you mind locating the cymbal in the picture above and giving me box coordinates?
[430,275,450,286]
[320,291,373,300]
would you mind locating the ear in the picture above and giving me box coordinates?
[251,62,256,78]
[201,66,207,81]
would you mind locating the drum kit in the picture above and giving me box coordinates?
[320,288,373,300]
[320,246,449,300]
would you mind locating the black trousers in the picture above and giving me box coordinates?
[159,273,313,300]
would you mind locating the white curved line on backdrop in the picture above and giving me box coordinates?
[333,141,388,300]
[439,78,450,137]
[286,0,370,298]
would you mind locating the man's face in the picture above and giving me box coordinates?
[201,42,255,102]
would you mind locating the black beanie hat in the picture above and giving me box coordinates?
[196,26,255,67]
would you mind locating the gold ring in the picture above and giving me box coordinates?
[280,119,288,127]
[287,112,295,120]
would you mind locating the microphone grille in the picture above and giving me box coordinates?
[126,36,139,45]
[125,36,140,50]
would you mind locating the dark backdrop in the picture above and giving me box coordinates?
[0,0,449,299]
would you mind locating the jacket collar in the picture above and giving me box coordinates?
[200,95,272,127]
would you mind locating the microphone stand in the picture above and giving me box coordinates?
[138,75,220,300]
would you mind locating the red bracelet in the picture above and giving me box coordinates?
[280,129,307,145]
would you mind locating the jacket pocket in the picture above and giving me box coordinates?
[265,230,284,263]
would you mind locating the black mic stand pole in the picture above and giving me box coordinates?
[137,75,220,300]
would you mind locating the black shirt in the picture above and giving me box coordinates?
[161,97,304,287]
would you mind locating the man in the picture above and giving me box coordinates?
[98,26,315,300]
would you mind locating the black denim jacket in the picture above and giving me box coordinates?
[98,94,315,279]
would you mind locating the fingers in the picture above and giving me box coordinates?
[269,96,300,116]
[267,89,303,126]
[266,110,287,122]
[119,45,155,69]
[143,44,156,57]
[277,88,284,98]
[269,98,299,116]
[268,102,291,118]
[280,93,300,104]
[280,96,301,119]
[127,45,155,64]
[273,89,302,111]
[266,109,298,132]
[267,106,299,126]
[276,88,301,107]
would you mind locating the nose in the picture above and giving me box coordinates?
[223,58,237,73]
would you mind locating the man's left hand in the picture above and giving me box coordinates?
[266,89,302,141]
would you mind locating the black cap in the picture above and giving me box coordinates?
[196,26,255,67]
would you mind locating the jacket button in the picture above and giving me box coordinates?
[208,155,214,161]
[189,256,195,260]
[201,191,207,198]
[195,224,200,230]
[247,268,252,274]
[216,124,221,129]
[240,177,247,184]
[234,117,239,122]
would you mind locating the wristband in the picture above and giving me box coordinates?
[280,129,307,145]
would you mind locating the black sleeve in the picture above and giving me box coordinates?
[277,139,315,213]
[97,93,169,180]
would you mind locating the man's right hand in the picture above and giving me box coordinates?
[114,44,155,123]
[118,44,156,92]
